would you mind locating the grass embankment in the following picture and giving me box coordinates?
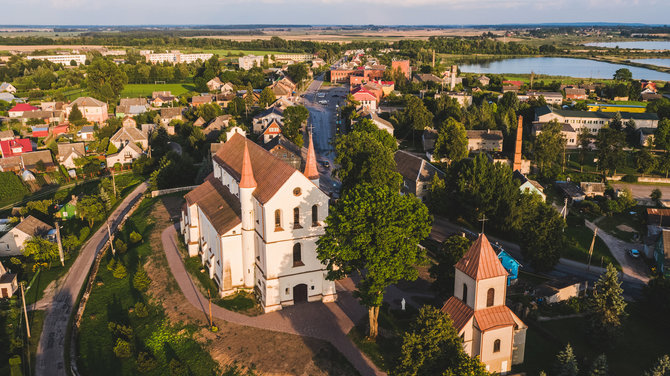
[78,197,220,376]
[120,83,196,98]
[563,225,619,269]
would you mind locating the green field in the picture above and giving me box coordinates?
[205,49,294,57]
[120,83,196,98]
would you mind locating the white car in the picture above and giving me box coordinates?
[317,93,326,98]
[318,100,328,105]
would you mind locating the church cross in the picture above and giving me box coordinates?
[478,214,489,234]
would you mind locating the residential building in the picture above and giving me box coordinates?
[391,60,411,80]
[180,133,336,312]
[253,107,284,134]
[555,181,586,202]
[0,131,14,142]
[0,138,32,158]
[57,142,86,169]
[0,82,16,94]
[238,55,264,70]
[0,262,18,298]
[159,107,184,126]
[109,127,148,150]
[77,126,95,141]
[116,98,149,118]
[357,109,394,135]
[350,86,377,111]
[273,54,317,63]
[466,130,504,152]
[477,75,490,86]
[106,142,143,167]
[442,92,473,107]
[535,278,588,304]
[532,121,577,147]
[535,105,659,132]
[502,85,519,93]
[441,234,527,374]
[64,97,109,124]
[220,82,235,95]
[262,135,305,171]
[269,78,296,99]
[413,73,442,84]
[21,150,55,171]
[26,54,86,65]
[580,182,605,198]
[122,116,137,128]
[203,115,232,140]
[0,215,54,256]
[394,151,445,202]
[22,110,64,125]
[513,171,546,201]
[193,117,206,128]
[207,77,224,92]
[141,50,213,64]
[191,95,213,107]
[523,91,563,105]
[260,118,283,144]
[565,88,587,100]
[8,103,39,118]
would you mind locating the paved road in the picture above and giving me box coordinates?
[34,182,149,376]
[161,225,385,376]
[612,182,670,200]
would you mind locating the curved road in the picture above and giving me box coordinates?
[35,182,149,376]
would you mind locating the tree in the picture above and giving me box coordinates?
[133,269,151,291]
[113,339,132,358]
[401,95,433,142]
[86,58,128,103]
[114,238,127,254]
[578,128,592,171]
[534,119,566,173]
[595,127,626,176]
[22,237,59,270]
[244,83,255,116]
[433,118,468,162]
[317,184,432,339]
[636,148,657,176]
[282,105,309,147]
[518,194,565,271]
[613,68,633,82]
[68,104,83,122]
[286,63,309,84]
[352,119,397,152]
[78,195,106,228]
[655,119,670,151]
[555,344,579,376]
[588,263,627,343]
[258,86,276,108]
[430,235,472,298]
[113,262,127,279]
[589,354,609,376]
[394,306,490,376]
[644,355,670,376]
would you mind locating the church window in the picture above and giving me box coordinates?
[293,207,302,228]
[293,243,304,267]
[493,339,501,353]
[462,284,468,305]
[293,187,302,196]
[487,288,495,307]
[312,205,318,226]
[274,209,282,230]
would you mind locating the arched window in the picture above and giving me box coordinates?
[274,210,282,230]
[487,288,495,307]
[293,243,303,267]
[462,284,468,305]
[312,205,318,226]
[493,339,501,353]
[293,207,301,228]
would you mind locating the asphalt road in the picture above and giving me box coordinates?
[612,182,670,202]
[34,181,148,376]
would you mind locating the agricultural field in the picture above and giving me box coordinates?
[120,83,196,98]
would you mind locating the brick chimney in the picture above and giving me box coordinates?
[513,116,523,172]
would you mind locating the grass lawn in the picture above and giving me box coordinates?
[205,49,285,57]
[120,83,196,98]
[596,212,644,242]
[515,304,670,375]
[78,197,220,376]
[563,225,620,269]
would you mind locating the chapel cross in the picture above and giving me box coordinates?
[478,214,489,234]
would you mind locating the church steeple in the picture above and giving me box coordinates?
[303,131,319,186]
[239,142,257,189]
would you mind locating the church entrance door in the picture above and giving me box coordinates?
[293,284,308,303]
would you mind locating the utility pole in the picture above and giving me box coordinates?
[111,167,117,197]
[20,283,30,338]
[107,218,115,256]
[587,227,598,269]
[207,289,213,329]
[55,221,64,267]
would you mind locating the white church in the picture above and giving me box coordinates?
[181,133,336,312]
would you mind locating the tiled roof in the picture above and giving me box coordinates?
[160,107,183,118]
[0,130,14,140]
[9,103,39,112]
[441,296,473,332]
[184,174,241,235]
[466,130,503,141]
[213,133,296,204]
[21,150,54,170]
[395,150,444,183]
[15,215,53,237]
[110,127,147,144]
[454,234,509,281]
[473,305,517,332]
[0,138,32,157]
[70,97,106,108]
[57,142,86,158]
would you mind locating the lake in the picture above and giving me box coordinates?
[585,41,670,50]
[458,57,670,81]
[629,58,670,68]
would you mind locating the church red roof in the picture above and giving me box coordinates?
[303,132,319,181]
[441,296,473,332]
[474,305,517,332]
[454,234,509,281]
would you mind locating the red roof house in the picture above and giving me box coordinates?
[503,80,523,87]
[0,138,33,158]
[8,103,39,118]
[52,124,69,137]
[351,86,378,111]
[31,126,49,138]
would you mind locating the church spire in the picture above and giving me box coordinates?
[303,131,319,184]
[239,141,257,189]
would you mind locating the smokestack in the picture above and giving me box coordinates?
[450,65,457,91]
[513,116,523,172]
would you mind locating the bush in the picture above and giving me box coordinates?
[114,238,128,254]
[169,359,188,376]
[106,258,117,271]
[113,338,132,358]
[133,269,151,291]
[129,231,143,244]
[79,227,90,242]
[136,352,158,373]
[108,322,134,340]
[134,302,149,318]
[621,174,638,183]
[112,263,127,279]
[0,171,29,205]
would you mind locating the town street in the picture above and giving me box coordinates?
[34,182,149,376]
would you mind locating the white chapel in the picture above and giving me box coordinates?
[181,133,336,312]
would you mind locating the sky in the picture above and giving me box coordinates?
[1,0,668,25]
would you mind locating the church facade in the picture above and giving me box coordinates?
[441,234,527,374]
[181,133,336,312]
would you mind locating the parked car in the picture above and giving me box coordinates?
[627,249,641,259]
[321,161,330,169]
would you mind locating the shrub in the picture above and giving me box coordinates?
[169,359,188,376]
[133,269,151,291]
[114,238,127,254]
[134,302,149,318]
[113,338,132,358]
[129,231,143,244]
[112,263,127,279]
[136,352,158,373]
[621,174,638,183]
[79,227,90,242]
[108,322,134,340]
[106,258,117,271]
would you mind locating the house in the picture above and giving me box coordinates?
[220,82,235,95]
[21,150,55,171]
[106,142,143,167]
[422,129,438,158]
[0,215,54,256]
[535,278,588,304]
[0,157,21,172]
[109,127,148,150]
[116,98,149,117]
[0,138,32,158]
[159,107,184,126]
[503,80,523,88]
[56,197,78,220]
[21,110,64,125]
[655,229,670,277]
[0,130,14,142]
[532,121,577,147]
[350,86,377,111]
[477,75,490,86]
[261,118,283,144]
[152,94,177,107]
[495,248,521,286]
[394,150,445,202]
[524,91,563,105]
[52,124,69,138]
[77,125,95,141]
[122,116,137,128]
[269,78,296,99]
[0,82,17,94]
[191,95,213,107]
[224,126,246,142]
[57,142,86,169]
[180,133,336,312]
[8,103,39,118]
[580,182,605,198]
[555,181,586,202]
[207,77,224,92]
[357,109,394,135]
[513,171,546,201]
[253,107,284,134]
[203,115,232,140]
[270,97,295,111]
[31,126,50,138]
[565,88,587,100]
[193,117,206,128]
[238,55,264,70]
[0,261,18,298]
[262,134,304,170]
[443,92,473,107]
[466,130,504,152]
[65,97,109,124]
[214,93,235,107]
[441,234,527,373]
[413,73,443,84]
[535,105,659,133]
[502,85,519,93]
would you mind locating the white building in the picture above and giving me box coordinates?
[238,55,264,70]
[181,133,336,312]
[0,216,53,256]
[26,54,86,65]
[106,142,143,167]
[141,50,213,65]
[535,105,659,133]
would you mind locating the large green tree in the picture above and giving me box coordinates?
[258,86,276,108]
[430,235,472,298]
[433,117,468,163]
[401,95,434,139]
[555,344,579,376]
[518,194,565,271]
[595,127,626,176]
[588,263,627,343]
[286,63,310,84]
[534,119,566,173]
[644,355,670,376]
[613,68,633,81]
[654,119,670,151]
[282,105,309,147]
[86,58,128,103]
[317,184,432,339]
[23,237,59,270]
[78,195,106,228]
[352,118,397,152]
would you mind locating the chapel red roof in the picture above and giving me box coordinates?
[303,132,319,181]
[473,305,518,332]
[454,234,509,281]
[239,142,257,189]
[441,296,474,332]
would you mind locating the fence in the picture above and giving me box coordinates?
[150,185,199,198]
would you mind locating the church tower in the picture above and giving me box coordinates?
[442,234,526,374]
[303,131,319,187]
[239,142,257,289]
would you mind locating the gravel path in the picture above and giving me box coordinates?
[161,224,386,376]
